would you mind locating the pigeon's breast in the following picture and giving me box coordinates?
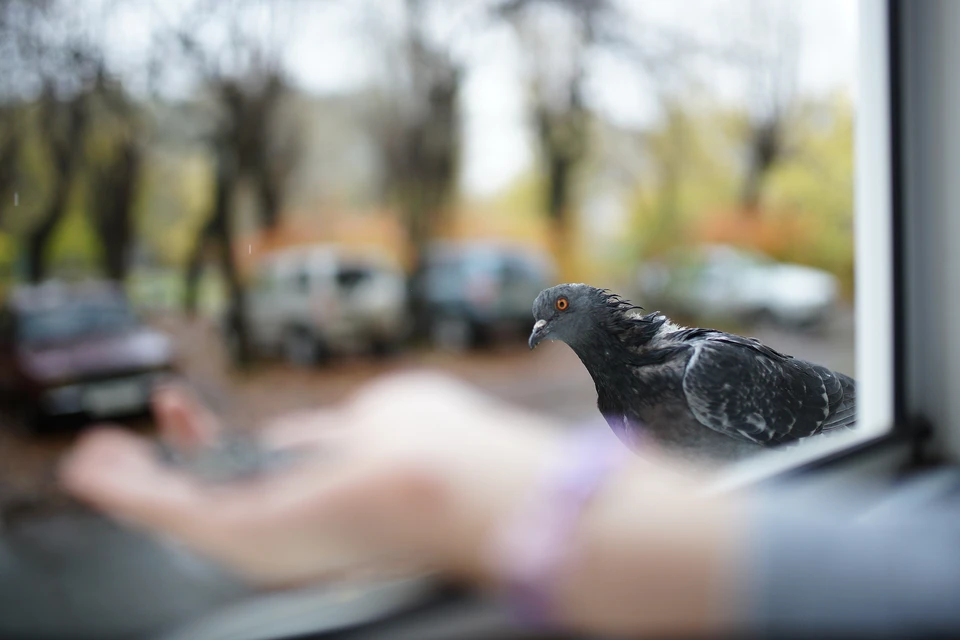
[639,402,764,464]
[630,356,689,403]
[592,355,687,429]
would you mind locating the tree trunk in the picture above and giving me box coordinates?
[256,171,281,231]
[739,160,764,214]
[546,154,575,281]
[26,90,88,283]
[0,129,21,228]
[100,220,132,282]
[25,195,67,283]
[210,153,251,366]
[398,75,460,343]
[373,15,461,344]
[405,192,432,342]
[225,72,288,233]
[183,144,252,365]
[739,119,782,217]
[183,210,217,316]
[94,140,141,282]
[535,75,587,283]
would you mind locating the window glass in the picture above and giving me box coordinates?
[0,0,859,469]
[335,266,372,292]
[0,0,862,635]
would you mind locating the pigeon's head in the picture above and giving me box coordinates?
[529,283,610,350]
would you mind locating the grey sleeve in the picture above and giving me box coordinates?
[744,487,960,638]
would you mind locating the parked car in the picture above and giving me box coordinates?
[0,281,176,430]
[638,244,841,329]
[232,245,410,365]
[420,241,556,350]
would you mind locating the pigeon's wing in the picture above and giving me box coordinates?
[681,335,855,445]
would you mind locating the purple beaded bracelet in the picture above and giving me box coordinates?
[488,425,632,628]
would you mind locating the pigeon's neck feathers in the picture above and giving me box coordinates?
[566,292,671,371]
[596,291,671,346]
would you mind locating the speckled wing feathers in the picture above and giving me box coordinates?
[681,334,854,445]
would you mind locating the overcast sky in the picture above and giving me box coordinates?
[88,0,857,196]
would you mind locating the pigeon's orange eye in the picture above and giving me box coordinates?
[556,297,569,311]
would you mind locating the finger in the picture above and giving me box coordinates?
[60,427,211,533]
[61,428,428,584]
[152,385,221,452]
[62,426,343,531]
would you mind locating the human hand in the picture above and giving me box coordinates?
[60,373,564,587]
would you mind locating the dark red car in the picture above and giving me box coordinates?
[0,281,176,429]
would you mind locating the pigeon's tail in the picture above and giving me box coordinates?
[821,370,857,433]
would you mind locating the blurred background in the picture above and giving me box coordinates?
[0,0,855,512]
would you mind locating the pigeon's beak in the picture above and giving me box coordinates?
[528,319,549,350]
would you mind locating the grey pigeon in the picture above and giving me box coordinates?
[529,283,857,464]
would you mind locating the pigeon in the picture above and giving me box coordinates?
[529,283,857,464]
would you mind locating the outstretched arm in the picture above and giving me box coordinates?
[61,373,960,638]
[60,374,742,637]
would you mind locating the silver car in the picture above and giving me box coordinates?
[638,244,840,329]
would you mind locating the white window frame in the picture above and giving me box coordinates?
[712,0,898,492]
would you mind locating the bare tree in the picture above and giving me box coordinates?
[0,0,101,281]
[0,0,152,282]
[533,69,588,279]
[731,0,801,214]
[498,0,609,280]
[229,72,290,232]
[26,77,94,282]
[0,106,22,223]
[162,1,300,365]
[190,73,293,365]
[86,70,144,282]
[183,131,245,350]
[366,0,463,336]
[0,0,36,224]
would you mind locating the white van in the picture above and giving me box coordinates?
[233,245,410,365]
